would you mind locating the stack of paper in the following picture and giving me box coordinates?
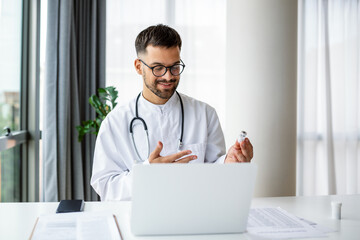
[29,211,122,240]
[247,207,332,239]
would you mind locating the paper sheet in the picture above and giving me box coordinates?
[247,207,327,239]
[30,211,122,240]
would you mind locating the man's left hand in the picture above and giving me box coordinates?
[225,138,253,163]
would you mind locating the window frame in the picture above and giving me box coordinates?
[21,0,41,202]
[0,131,28,151]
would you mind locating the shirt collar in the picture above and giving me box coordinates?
[139,91,179,113]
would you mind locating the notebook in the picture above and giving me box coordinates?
[131,163,257,236]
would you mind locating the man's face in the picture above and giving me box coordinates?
[135,45,181,104]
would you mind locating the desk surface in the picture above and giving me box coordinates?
[1,195,359,240]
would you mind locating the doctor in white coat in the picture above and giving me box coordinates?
[91,24,253,201]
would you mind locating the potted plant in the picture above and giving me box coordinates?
[76,86,118,142]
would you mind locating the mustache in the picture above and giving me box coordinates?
[156,79,177,84]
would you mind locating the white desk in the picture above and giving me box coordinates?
[1,195,359,240]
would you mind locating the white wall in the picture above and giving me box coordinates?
[226,0,297,197]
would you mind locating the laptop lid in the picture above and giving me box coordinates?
[131,163,257,236]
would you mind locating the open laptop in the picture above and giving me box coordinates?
[130,163,257,236]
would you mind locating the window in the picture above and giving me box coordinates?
[0,145,21,201]
[0,0,41,202]
[0,1,22,131]
[0,0,23,202]
[297,0,360,195]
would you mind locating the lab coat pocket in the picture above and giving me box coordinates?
[181,143,206,163]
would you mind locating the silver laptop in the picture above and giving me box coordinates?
[131,163,257,236]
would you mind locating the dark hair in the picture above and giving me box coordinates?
[135,24,182,56]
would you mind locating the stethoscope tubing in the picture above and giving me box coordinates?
[130,91,184,162]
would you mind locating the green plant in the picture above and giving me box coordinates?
[76,86,118,142]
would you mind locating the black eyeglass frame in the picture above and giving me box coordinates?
[139,59,186,77]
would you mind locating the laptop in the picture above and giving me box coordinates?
[130,163,257,236]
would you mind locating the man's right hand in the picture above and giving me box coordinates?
[148,141,197,163]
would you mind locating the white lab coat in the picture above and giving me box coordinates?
[90,92,226,201]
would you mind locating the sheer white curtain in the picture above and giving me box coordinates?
[297,0,360,196]
[106,0,227,130]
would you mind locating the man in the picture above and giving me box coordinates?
[91,24,253,201]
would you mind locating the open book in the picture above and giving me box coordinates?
[29,211,122,240]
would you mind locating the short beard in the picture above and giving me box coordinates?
[143,73,179,100]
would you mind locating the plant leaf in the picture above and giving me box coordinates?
[77,86,119,142]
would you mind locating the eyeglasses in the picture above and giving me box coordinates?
[139,59,185,77]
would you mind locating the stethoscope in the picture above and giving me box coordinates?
[130,91,184,162]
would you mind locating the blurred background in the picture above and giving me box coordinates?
[0,0,359,202]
